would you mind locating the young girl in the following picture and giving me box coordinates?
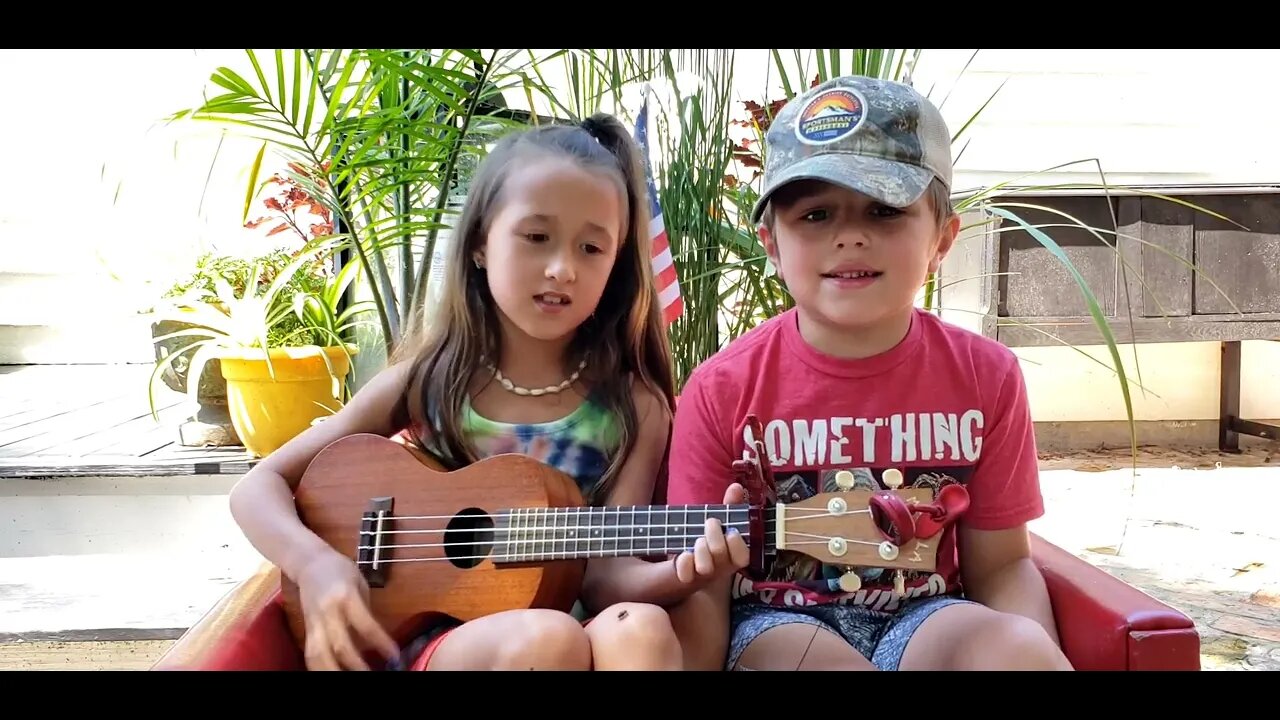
[227,112,746,671]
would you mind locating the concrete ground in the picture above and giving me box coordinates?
[0,640,174,670]
[1,445,1276,671]
[1032,444,1280,671]
[0,473,263,670]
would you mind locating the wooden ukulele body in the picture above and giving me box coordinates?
[279,433,589,648]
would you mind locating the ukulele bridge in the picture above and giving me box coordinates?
[358,497,394,587]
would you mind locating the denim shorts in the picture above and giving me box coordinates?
[727,594,974,671]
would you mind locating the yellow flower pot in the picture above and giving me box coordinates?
[218,345,358,458]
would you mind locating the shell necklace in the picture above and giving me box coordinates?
[488,358,587,397]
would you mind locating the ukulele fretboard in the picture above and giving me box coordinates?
[493,504,752,562]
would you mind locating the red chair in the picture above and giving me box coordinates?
[154,393,1200,671]
[151,530,1199,671]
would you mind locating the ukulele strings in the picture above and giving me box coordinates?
[351,504,885,564]
[766,506,885,549]
[364,514,762,558]
[369,504,842,527]
[356,530,756,564]
[357,521,756,553]
[375,518,755,536]
[369,504,763,523]
[359,509,834,543]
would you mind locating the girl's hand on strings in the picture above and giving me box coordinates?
[673,482,751,588]
[296,548,400,670]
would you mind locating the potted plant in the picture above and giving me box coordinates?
[152,250,333,446]
[148,242,373,457]
[149,158,375,459]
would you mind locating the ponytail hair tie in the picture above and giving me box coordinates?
[580,116,606,144]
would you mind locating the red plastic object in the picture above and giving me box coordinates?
[155,392,1199,671]
[151,533,1200,671]
[152,562,305,671]
[1030,533,1200,671]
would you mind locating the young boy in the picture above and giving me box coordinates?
[666,75,1074,671]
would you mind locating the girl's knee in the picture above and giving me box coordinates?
[591,602,677,645]
[425,609,591,670]
[587,602,682,670]
[495,609,592,670]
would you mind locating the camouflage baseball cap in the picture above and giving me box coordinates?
[750,75,953,224]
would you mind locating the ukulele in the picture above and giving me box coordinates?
[279,415,969,647]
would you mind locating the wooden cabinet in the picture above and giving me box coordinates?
[940,189,1280,348]
[937,187,1280,451]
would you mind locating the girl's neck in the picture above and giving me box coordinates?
[467,317,589,427]
[491,322,580,387]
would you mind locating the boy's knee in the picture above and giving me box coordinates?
[974,613,1072,671]
[588,602,682,669]
[495,610,592,670]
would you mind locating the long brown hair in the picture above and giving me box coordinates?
[391,113,676,505]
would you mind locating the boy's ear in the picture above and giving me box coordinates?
[759,225,783,281]
[929,214,961,273]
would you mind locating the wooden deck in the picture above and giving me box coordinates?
[0,364,255,478]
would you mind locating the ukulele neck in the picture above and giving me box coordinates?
[493,504,760,563]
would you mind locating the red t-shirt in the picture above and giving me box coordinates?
[666,307,1044,613]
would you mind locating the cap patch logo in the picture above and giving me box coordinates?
[795,88,865,145]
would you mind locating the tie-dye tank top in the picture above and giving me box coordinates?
[408,392,620,502]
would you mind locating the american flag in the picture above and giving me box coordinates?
[632,89,684,327]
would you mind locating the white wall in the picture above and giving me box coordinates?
[884,48,1280,190]
[0,49,307,306]
[0,50,341,364]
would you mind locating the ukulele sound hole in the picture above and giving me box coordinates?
[445,508,495,569]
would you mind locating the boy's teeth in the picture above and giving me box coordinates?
[831,271,876,278]
[539,295,566,304]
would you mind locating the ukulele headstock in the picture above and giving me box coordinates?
[728,415,972,593]
[777,486,939,572]
[771,467,970,591]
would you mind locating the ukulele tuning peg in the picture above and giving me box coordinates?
[878,541,899,562]
[834,469,856,490]
[838,571,862,593]
[882,468,903,490]
[893,570,906,596]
